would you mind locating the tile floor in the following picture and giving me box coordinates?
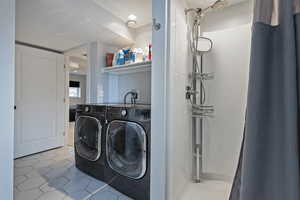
[14,147,132,200]
[180,180,232,200]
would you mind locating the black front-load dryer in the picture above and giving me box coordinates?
[104,104,151,200]
[74,104,107,182]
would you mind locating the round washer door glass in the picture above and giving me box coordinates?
[106,120,147,179]
[75,116,102,161]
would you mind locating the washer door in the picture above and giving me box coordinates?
[75,116,102,161]
[106,120,147,179]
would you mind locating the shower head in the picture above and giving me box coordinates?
[185,8,202,15]
[211,0,229,10]
[185,0,229,19]
[201,0,229,16]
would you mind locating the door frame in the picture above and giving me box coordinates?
[151,0,170,199]
[64,44,89,146]
[0,0,15,199]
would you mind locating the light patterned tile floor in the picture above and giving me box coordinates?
[14,147,132,200]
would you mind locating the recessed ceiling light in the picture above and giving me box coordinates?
[128,14,137,21]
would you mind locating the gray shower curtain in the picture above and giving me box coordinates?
[230,0,300,199]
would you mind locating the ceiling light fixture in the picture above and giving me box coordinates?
[127,14,137,28]
[69,62,80,69]
[127,20,137,28]
[128,14,137,21]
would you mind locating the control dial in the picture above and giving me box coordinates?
[84,106,90,112]
[121,109,127,117]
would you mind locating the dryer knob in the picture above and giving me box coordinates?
[84,106,90,112]
[121,109,127,117]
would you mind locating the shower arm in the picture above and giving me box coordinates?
[185,0,228,18]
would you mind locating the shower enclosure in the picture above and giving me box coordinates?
[165,0,252,199]
[166,0,251,200]
[185,0,227,183]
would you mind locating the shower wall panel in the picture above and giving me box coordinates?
[167,0,192,199]
[202,24,251,180]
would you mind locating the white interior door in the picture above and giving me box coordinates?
[15,45,65,158]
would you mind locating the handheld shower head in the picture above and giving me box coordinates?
[211,0,229,10]
[199,0,228,16]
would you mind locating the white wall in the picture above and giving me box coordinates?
[104,71,151,104]
[202,24,251,180]
[69,74,87,106]
[88,41,118,103]
[85,25,153,105]
[87,40,151,104]
[133,24,152,49]
[118,72,151,104]
[201,0,253,32]
[167,0,192,199]
[69,56,88,75]
[198,1,252,181]
[0,0,15,199]
[107,26,153,104]
[87,41,98,103]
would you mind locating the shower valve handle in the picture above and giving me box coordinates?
[186,86,198,99]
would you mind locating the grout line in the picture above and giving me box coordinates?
[82,176,117,200]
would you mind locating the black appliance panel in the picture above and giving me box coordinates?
[75,116,102,161]
[106,120,147,179]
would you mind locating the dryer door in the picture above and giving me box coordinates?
[106,120,147,179]
[75,116,102,161]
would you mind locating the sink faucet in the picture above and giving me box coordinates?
[124,90,138,105]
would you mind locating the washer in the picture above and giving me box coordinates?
[104,104,151,200]
[74,104,108,182]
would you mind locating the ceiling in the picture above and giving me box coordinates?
[65,45,88,74]
[93,0,152,28]
[16,0,247,52]
[16,0,136,52]
[68,56,88,75]
[186,0,248,8]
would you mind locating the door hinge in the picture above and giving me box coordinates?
[153,18,161,31]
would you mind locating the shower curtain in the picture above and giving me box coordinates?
[230,0,300,200]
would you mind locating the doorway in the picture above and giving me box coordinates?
[64,45,89,147]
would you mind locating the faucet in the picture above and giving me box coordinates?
[124,90,138,105]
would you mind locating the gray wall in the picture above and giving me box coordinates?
[0,0,15,199]
[69,74,87,106]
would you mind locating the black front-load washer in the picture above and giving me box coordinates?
[104,104,151,200]
[74,104,108,183]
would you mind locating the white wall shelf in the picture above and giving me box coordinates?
[102,61,151,75]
